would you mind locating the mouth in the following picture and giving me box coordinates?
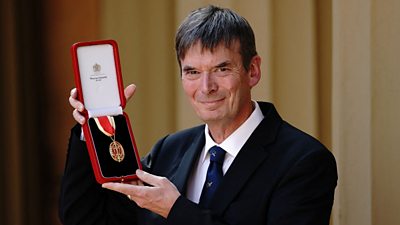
[198,98,225,108]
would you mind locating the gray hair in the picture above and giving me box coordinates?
[175,5,257,71]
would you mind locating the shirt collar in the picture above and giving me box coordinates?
[201,101,264,163]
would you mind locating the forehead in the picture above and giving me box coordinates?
[181,41,241,65]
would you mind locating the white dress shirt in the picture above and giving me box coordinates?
[186,101,264,203]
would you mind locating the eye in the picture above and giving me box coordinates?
[183,70,201,80]
[188,70,200,75]
[216,67,228,72]
[213,67,231,76]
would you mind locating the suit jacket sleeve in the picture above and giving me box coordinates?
[59,124,138,225]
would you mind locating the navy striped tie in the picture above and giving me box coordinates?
[199,146,226,208]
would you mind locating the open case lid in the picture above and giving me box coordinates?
[71,40,141,183]
[71,40,126,118]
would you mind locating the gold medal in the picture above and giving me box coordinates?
[94,116,125,163]
[109,140,125,162]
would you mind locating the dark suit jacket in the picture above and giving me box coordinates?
[59,102,337,225]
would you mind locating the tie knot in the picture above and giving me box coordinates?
[209,146,226,164]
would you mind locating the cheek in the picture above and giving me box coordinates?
[224,78,243,97]
[182,80,197,98]
[225,80,250,107]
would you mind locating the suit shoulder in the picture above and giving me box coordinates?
[142,124,204,175]
[149,124,204,154]
[270,121,337,182]
[165,124,205,143]
[276,121,335,162]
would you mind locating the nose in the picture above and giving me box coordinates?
[201,72,217,94]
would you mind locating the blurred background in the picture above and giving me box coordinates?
[0,0,399,224]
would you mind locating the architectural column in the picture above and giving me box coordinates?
[271,0,318,137]
[332,0,372,224]
[371,0,400,224]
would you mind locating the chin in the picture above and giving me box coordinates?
[197,112,225,123]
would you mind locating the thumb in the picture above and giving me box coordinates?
[136,169,164,187]
[124,84,136,101]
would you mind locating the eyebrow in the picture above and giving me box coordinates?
[182,60,233,72]
[182,65,196,73]
[215,61,232,68]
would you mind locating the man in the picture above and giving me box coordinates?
[60,5,337,225]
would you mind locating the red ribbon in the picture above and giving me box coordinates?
[97,116,115,136]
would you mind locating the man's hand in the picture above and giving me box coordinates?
[69,84,137,124]
[102,170,181,218]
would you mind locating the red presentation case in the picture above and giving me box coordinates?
[71,39,142,184]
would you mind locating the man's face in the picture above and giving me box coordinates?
[180,41,260,126]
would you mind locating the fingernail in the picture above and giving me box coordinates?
[136,169,143,175]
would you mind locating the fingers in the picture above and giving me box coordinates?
[124,84,136,102]
[135,169,166,187]
[73,109,86,125]
[128,179,144,186]
[69,88,84,111]
[102,182,138,196]
[102,170,161,192]
[102,171,180,218]
[69,88,86,124]
[102,182,151,204]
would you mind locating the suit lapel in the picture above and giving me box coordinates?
[171,130,205,194]
[211,102,282,214]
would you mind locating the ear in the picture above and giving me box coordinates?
[248,55,261,88]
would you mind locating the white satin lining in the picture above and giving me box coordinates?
[88,106,123,118]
